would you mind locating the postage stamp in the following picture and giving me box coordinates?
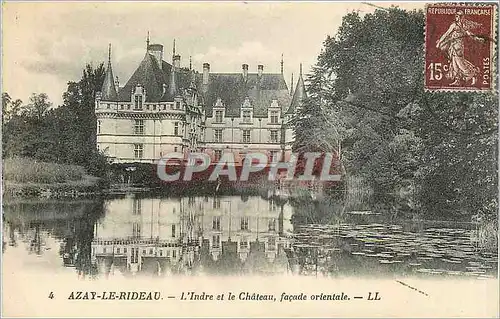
[425,3,497,91]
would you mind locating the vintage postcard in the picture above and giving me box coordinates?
[2,1,499,318]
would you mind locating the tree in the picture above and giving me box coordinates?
[294,7,498,217]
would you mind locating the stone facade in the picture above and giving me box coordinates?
[95,39,306,164]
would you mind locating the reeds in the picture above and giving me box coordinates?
[3,157,85,184]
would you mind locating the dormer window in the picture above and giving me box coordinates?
[134,95,143,110]
[242,110,251,123]
[270,111,279,124]
[175,101,181,109]
[215,110,223,123]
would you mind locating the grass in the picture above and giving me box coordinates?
[3,157,85,184]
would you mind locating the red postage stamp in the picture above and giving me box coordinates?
[425,3,497,92]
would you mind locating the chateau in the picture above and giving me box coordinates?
[95,38,306,164]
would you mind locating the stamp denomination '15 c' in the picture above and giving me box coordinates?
[425,3,496,92]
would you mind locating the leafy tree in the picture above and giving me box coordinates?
[294,7,498,217]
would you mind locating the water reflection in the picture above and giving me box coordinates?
[2,194,497,279]
[90,195,293,277]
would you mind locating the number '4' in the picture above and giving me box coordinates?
[48,292,54,299]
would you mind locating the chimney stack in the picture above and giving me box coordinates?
[203,63,210,85]
[148,44,164,70]
[242,64,249,80]
[173,55,181,69]
[258,64,264,77]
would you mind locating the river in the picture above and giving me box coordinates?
[2,193,497,279]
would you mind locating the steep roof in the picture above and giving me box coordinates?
[287,73,307,114]
[117,53,169,102]
[101,61,118,101]
[199,73,291,118]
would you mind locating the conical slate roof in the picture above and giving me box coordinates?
[101,46,118,101]
[287,72,307,114]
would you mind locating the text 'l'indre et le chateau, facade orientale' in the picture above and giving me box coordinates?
[95,37,307,164]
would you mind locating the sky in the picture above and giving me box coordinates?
[2,1,425,107]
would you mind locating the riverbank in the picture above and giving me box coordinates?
[2,157,107,199]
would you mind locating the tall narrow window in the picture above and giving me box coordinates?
[133,199,142,215]
[172,224,176,238]
[268,218,276,231]
[213,235,220,249]
[268,237,276,250]
[97,120,101,134]
[134,119,144,135]
[213,198,221,209]
[215,110,223,123]
[214,129,223,143]
[240,237,249,249]
[243,130,251,143]
[174,122,179,136]
[214,150,222,161]
[134,95,143,110]
[212,216,221,230]
[134,144,144,159]
[132,223,141,238]
[240,217,249,230]
[270,130,279,143]
[242,110,251,123]
[270,111,279,124]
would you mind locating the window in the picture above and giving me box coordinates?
[159,250,163,257]
[268,237,276,249]
[174,147,178,152]
[132,223,141,238]
[172,224,176,238]
[242,110,251,123]
[97,120,101,134]
[174,122,179,136]
[270,111,279,124]
[117,248,121,254]
[214,150,222,161]
[134,119,144,135]
[270,151,278,162]
[212,216,221,231]
[215,110,223,123]
[132,248,138,263]
[270,130,279,143]
[149,248,153,255]
[103,247,107,253]
[175,101,181,109]
[213,198,221,209]
[173,250,177,258]
[134,144,143,159]
[134,95,143,110]
[240,217,249,230]
[124,248,127,254]
[214,129,223,143]
[133,199,142,215]
[268,218,276,231]
[213,235,220,249]
[243,130,251,143]
[240,238,249,249]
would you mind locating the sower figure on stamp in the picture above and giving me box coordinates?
[436,10,485,86]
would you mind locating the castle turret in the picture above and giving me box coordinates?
[101,44,118,101]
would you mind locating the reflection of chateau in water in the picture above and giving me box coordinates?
[91,195,294,276]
